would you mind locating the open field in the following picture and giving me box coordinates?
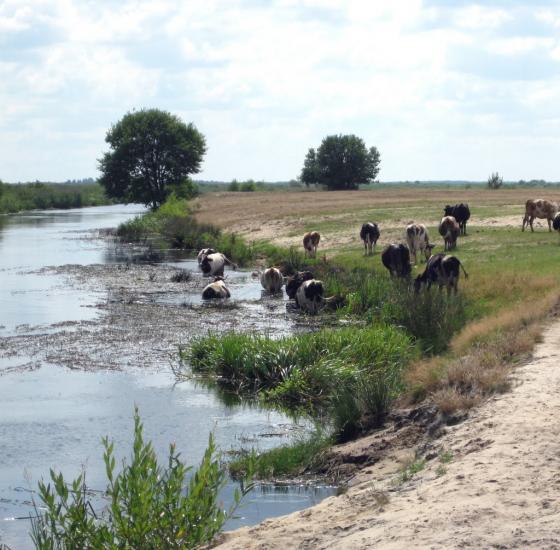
[194,187,560,251]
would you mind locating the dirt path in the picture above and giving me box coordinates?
[216,320,560,549]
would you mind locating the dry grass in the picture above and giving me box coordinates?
[450,289,558,353]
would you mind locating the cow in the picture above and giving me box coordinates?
[197,248,216,265]
[444,204,470,236]
[199,252,237,277]
[414,254,468,295]
[256,267,284,293]
[405,223,435,264]
[202,276,231,299]
[553,212,560,233]
[381,244,411,278]
[295,279,325,314]
[285,271,314,299]
[439,216,460,251]
[360,223,380,255]
[522,199,558,232]
[303,231,321,258]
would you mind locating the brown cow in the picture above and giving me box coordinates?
[522,199,558,232]
[439,216,460,251]
[303,231,321,258]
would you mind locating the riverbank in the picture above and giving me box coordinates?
[215,317,560,549]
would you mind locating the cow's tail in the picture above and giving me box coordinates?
[223,255,238,270]
[459,260,468,279]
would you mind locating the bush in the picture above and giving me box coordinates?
[487,172,503,189]
[30,409,252,549]
[240,180,256,192]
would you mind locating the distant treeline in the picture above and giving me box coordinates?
[0,181,111,214]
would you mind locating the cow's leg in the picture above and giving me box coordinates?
[548,218,552,232]
[364,241,367,255]
[530,216,535,232]
[522,215,528,231]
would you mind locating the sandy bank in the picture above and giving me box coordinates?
[216,320,560,549]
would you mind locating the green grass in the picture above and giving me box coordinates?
[0,182,111,213]
[228,431,332,480]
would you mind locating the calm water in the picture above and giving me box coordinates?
[0,205,334,549]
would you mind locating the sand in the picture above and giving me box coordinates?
[215,319,560,549]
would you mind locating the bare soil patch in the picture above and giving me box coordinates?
[215,319,560,549]
[194,188,558,250]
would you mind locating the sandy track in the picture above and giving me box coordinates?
[216,319,560,549]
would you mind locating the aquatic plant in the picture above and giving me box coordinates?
[30,409,253,549]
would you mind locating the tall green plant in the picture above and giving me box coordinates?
[31,409,253,549]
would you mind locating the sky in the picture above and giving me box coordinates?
[1,0,560,183]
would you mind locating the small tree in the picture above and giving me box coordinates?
[487,172,503,189]
[300,135,380,190]
[99,109,206,209]
[228,179,240,191]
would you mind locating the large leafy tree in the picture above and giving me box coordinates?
[99,109,206,209]
[300,134,380,190]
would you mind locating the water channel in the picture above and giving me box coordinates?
[0,205,335,549]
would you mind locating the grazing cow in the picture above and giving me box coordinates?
[444,204,471,236]
[381,244,411,278]
[553,212,560,233]
[197,248,216,265]
[414,254,468,295]
[303,231,321,258]
[522,199,558,232]
[285,271,314,299]
[439,216,460,251]
[202,276,231,299]
[405,223,435,264]
[258,267,284,293]
[199,252,237,277]
[295,279,325,314]
[360,222,380,255]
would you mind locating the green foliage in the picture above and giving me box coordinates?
[116,195,255,265]
[322,267,468,354]
[396,459,426,484]
[30,409,252,549]
[227,179,258,192]
[184,326,415,440]
[228,179,240,191]
[300,134,381,190]
[487,171,503,189]
[229,431,331,480]
[240,180,256,192]
[0,182,110,214]
[99,109,206,209]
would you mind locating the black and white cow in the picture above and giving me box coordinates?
[405,223,435,264]
[257,267,284,293]
[444,204,470,236]
[202,276,231,299]
[381,244,411,278]
[553,212,560,233]
[285,271,314,299]
[414,253,468,294]
[199,253,237,277]
[197,248,216,265]
[295,279,325,314]
[360,222,380,255]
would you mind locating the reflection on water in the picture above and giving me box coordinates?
[0,205,337,549]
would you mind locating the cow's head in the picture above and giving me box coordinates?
[444,205,453,216]
[424,243,436,260]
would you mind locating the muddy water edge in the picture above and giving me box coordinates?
[0,205,336,549]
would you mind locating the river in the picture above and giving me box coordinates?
[0,205,335,549]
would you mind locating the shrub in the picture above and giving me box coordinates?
[487,172,503,189]
[30,409,252,549]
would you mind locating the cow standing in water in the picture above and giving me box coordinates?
[522,199,558,232]
[381,244,411,278]
[202,276,231,299]
[444,204,470,236]
[405,223,435,264]
[414,254,468,294]
[295,279,325,314]
[256,267,284,293]
[197,248,216,265]
[303,231,321,258]
[439,216,460,251]
[360,223,380,255]
[199,253,237,277]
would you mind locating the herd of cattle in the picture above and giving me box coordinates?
[195,198,559,313]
